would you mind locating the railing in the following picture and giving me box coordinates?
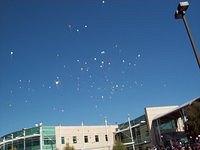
[0,134,40,146]
[121,136,150,146]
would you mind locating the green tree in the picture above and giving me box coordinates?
[64,143,75,150]
[186,101,200,140]
[113,139,126,150]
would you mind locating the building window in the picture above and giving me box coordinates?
[84,136,88,143]
[105,135,108,141]
[61,137,65,144]
[95,135,99,142]
[73,136,77,143]
[44,138,55,145]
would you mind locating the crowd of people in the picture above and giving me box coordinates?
[150,136,200,150]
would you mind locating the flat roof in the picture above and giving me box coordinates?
[153,97,200,121]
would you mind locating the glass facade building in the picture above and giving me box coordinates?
[1,97,199,150]
[0,126,55,150]
[116,115,150,150]
[152,98,200,149]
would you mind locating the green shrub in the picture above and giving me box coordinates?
[113,139,126,150]
[64,143,75,150]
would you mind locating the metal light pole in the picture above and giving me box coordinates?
[3,137,5,150]
[23,129,26,150]
[59,124,62,150]
[104,117,110,150]
[11,134,13,150]
[175,1,200,69]
[39,123,43,150]
[82,121,85,150]
[128,114,135,150]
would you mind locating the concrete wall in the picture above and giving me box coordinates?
[55,125,118,150]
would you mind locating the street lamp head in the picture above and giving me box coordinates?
[177,1,189,12]
[175,1,189,19]
[175,10,183,19]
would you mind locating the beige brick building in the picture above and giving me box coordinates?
[55,125,118,150]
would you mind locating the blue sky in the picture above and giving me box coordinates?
[0,0,200,135]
